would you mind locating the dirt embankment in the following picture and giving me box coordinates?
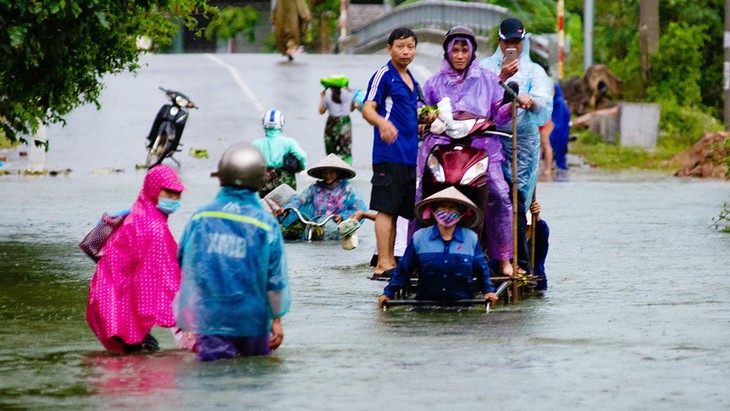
[671,131,729,179]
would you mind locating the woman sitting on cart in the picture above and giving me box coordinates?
[378,186,499,307]
[278,154,375,240]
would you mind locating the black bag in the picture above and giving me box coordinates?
[79,210,130,261]
[282,152,303,173]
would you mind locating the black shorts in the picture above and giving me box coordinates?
[370,162,416,219]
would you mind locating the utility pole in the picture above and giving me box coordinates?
[558,0,564,79]
[584,0,594,71]
[725,0,730,129]
[639,0,659,82]
[339,0,349,40]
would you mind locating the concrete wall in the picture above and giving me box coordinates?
[619,103,660,148]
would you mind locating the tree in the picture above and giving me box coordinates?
[0,0,215,145]
[205,6,260,52]
[639,0,659,80]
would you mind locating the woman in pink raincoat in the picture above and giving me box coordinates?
[86,165,185,354]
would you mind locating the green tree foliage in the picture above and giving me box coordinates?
[647,23,706,107]
[309,0,339,51]
[205,6,259,43]
[0,0,215,144]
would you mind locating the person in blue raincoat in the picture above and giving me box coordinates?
[174,143,291,362]
[550,82,571,175]
[480,18,553,274]
[378,187,499,306]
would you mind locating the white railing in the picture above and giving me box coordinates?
[339,0,509,54]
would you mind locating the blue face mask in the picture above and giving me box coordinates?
[157,198,181,214]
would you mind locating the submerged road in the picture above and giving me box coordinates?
[1,53,730,409]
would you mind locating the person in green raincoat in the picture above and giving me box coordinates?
[252,109,308,197]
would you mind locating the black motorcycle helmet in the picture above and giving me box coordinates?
[442,26,478,65]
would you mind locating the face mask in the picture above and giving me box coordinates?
[434,209,463,228]
[157,198,181,214]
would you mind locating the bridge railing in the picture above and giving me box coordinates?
[339,0,509,54]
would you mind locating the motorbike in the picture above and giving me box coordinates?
[144,87,197,168]
[421,112,511,241]
[420,82,520,241]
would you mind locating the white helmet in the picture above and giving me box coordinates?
[262,109,285,130]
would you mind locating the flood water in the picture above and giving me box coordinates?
[2,54,730,409]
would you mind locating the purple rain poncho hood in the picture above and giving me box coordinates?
[423,53,511,126]
[443,36,476,68]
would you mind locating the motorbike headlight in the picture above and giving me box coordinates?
[175,95,189,107]
[426,153,445,183]
[460,157,489,185]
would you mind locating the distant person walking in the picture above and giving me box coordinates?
[272,0,311,61]
[319,76,358,165]
[361,27,421,278]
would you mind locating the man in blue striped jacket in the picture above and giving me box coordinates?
[362,27,421,279]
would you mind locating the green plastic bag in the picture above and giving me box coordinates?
[320,75,349,89]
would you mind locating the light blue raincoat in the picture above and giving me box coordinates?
[479,35,553,206]
[252,128,308,169]
[174,187,290,337]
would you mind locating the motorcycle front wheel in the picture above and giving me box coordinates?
[145,132,174,168]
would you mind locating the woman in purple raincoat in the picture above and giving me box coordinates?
[419,26,514,276]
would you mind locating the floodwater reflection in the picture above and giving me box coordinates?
[2,171,730,409]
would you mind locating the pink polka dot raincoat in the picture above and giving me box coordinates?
[86,165,185,353]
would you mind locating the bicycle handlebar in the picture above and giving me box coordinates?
[286,207,336,227]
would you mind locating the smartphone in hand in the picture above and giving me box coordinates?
[505,47,518,63]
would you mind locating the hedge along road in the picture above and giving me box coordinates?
[1,53,730,409]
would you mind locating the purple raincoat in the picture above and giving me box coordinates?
[419,56,513,261]
[86,165,185,353]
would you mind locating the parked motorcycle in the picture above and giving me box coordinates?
[144,87,197,168]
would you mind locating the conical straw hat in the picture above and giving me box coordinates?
[415,186,483,229]
[307,154,356,180]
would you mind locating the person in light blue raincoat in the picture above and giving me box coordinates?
[253,109,308,197]
[480,18,553,273]
[174,143,290,361]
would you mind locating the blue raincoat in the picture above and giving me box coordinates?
[174,187,290,337]
[479,35,553,206]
